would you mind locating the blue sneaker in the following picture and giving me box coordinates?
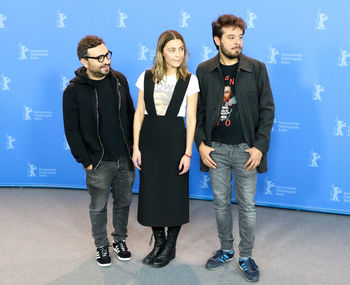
[238,257,260,282]
[205,249,234,270]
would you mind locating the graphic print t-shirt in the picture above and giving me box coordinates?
[211,62,246,145]
[135,71,199,117]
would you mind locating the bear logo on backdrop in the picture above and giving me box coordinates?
[56,11,67,28]
[333,118,347,136]
[61,76,70,91]
[330,184,343,202]
[309,150,321,168]
[27,163,37,177]
[19,44,29,60]
[138,44,149,61]
[5,135,15,150]
[117,10,128,28]
[22,105,53,121]
[313,82,325,101]
[201,44,213,62]
[27,162,56,178]
[264,179,275,195]
[338,49,350,67]
[315,10,328,30]
[179,10,190,28]
[23,105,33,121]
[268,44,303,64]
[246,10,258,29]
[200,174,210,190]
[138,44,155,61]
[268,46,280,64]
[18,44,49,60]
[1,75,11,91]
[0,14,6,28]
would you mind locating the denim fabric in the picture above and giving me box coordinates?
[85,158,135,247]
[209,142,257,257]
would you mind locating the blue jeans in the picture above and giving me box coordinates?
[209,142,257,257]
[85,158,135,247]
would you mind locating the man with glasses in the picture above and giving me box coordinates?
[63,35,135,267]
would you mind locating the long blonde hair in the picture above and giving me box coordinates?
[152,30,190,84]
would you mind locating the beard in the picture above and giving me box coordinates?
[88,64,110,78]
[220,44,242,59]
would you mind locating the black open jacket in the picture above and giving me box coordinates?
[63,67,134,170]
[195,53,275,173]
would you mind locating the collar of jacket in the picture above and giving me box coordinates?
[207,53,252,73]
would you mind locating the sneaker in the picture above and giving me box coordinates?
[96,246,111,267]
[113,240,131,261]
[205,249,234,270]
[238,257,260,282]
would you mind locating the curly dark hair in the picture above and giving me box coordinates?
[77,35,105,59]
[212,14,247,50]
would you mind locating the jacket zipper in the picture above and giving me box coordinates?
[115,78,132,159]
[94,89,104,170]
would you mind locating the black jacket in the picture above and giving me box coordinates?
[195,53,275,173]
[63,67,135,169]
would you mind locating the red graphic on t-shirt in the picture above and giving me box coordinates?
[223,86,231,103]
[224,75,235,86]
[217,74,236,127]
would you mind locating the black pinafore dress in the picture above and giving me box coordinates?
[137,70,191,227]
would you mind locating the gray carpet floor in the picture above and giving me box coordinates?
[1,187,349,285]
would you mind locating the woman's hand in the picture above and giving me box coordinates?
[132,147,142,170]
[178,155,191,175]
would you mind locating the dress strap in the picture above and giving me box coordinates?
[143,70,157,116]
[165,74,191,117]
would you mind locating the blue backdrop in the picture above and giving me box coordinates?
[1,0,349,215]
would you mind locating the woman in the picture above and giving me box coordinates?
[132,30,199,268]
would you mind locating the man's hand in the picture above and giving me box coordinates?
[199,142,217,169]
[85,164,93,170]
[244,147,262,171]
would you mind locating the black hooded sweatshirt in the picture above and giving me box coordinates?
[63,67,134,170]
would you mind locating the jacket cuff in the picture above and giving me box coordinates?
[195,133,206,150]
[252,142,267,154]
[82,160,92,168]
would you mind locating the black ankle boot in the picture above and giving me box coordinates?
[151,231,178,268]
[143,230,166,265]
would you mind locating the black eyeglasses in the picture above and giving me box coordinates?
[83,51,112,62]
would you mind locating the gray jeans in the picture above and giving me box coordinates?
[209,142,257,257]
[85,158,135,247]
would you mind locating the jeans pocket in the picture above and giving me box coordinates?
[238,143,250,151]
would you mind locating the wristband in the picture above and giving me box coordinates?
[184,154,192,158]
